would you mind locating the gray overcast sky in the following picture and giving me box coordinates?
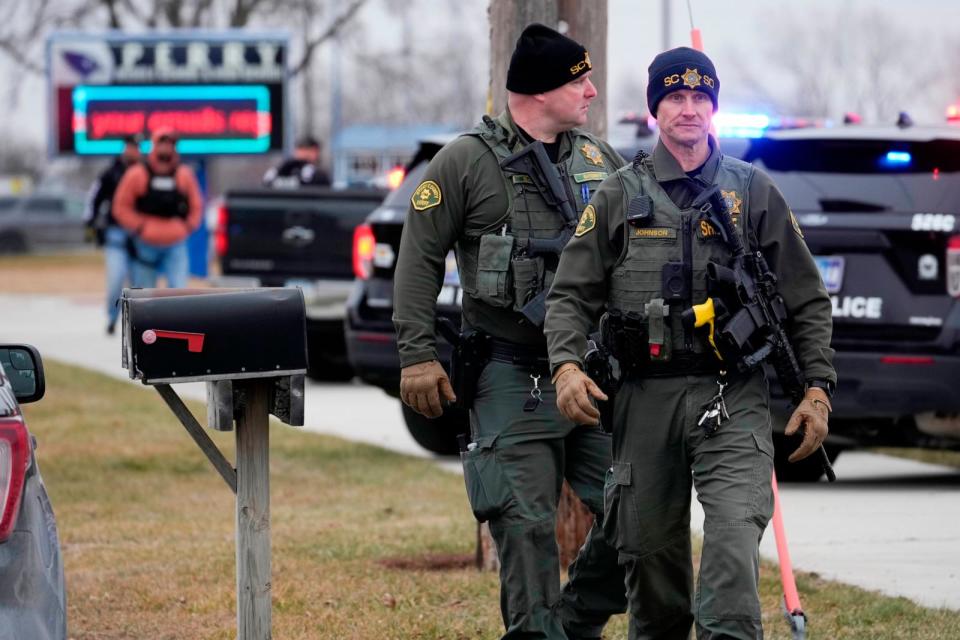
[608,0,960,123]
[2,0,959,147]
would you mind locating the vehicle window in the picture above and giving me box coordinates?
[0,196,19,214]
[65,198,86,219]
[744,138,960,212]
[382,161,428,208]
[0,347,37,399]
[23,197,66,215]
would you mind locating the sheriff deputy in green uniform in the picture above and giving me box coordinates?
[544,47,836,639]
[393,23,627,640]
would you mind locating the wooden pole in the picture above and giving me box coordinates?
[235,379,272,639]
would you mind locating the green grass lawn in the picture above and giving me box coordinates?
[22,360,960,638]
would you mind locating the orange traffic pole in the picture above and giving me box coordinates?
[690,27,703,51]
[771,472,807,639]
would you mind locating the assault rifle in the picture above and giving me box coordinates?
[500,141,579,326]
[688,185,836,481]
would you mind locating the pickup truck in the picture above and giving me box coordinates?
[346,124,960,481]
[213,186,386,380]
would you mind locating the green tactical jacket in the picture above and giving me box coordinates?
[393,110,625,368]
[545,138,837,385]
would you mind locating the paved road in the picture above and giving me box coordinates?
[2,293,958,610]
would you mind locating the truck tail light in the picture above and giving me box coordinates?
[353,223,376,280]
[0,418,29,543]
[214,203,229,258]
[880,355,934,365]
[947,235,960,298]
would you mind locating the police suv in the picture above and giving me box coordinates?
[345,122,960,481]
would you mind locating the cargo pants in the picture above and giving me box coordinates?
[463,360,627,639]
[605,370,775,640]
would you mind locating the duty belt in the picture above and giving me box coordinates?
[625,352,722,378]
[488,338,550,372]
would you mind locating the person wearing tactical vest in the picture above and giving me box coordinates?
[262,136,331,188]
[393,24,627,640]
[83,134,142,334]
[545,48,836,639]
[113,128,203,289]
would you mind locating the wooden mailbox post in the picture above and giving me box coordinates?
[121,288,307,639]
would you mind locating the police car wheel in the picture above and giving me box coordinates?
[401,404,464,456]
[306,360,354,382]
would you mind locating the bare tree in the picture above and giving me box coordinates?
[728,6,941,122]
[338,0,485,129]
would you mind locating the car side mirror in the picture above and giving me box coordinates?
[0,344,45,404]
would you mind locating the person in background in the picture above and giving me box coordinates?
[113,128,203,288]
[262,136,331,188]
[83,133,142,334]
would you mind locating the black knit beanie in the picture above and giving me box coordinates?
[646,47,719,116]
[506,23,592,94]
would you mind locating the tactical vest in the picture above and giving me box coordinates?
[457,114,614,315]
[135,162,189,219]
[607,154,755,358]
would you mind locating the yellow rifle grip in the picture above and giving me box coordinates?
[691,298,723,361]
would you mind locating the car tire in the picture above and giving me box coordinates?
[306,321,354,382]
[306,357,354,382]
[401,403,465,455]
[0,232,28,254]
[772,432,842,482]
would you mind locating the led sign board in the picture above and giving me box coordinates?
[48,31,289,156]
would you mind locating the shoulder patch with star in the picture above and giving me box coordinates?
[575,204,597,237]
[411,180,442,211]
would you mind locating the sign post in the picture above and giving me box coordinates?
[235,379,271,637]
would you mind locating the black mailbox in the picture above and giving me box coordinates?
[122,288,307,384]
[122,287,308,429]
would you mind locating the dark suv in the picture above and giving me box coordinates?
[346,125,960,480]
[344,136,466,453]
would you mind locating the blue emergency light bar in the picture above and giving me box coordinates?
[713,112,771,139]
[880,151,912,168]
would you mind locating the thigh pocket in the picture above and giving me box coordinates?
[461,436,511,522]
[749,431,775,523]
[602,461,640,553]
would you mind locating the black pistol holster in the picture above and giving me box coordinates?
[436,318,491,410]
[583,335,617,433]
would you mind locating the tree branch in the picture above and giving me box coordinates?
[289,0,368,77]
[101,0,123,28]
[0,38,44,74]
[190,0,215,27]
[230,0,267,27]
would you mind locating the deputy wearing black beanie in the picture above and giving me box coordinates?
[507,23,592,95]
[646,46,719,116]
